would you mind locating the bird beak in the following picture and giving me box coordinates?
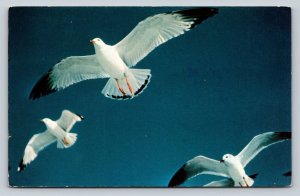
[90,40,94,44]
[219,159,224,163]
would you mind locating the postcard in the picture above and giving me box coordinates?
[8,7,291,187]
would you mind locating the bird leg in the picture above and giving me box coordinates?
[243,177,250,187]
[63,137,70,145]
[239,182,243,187]
[125,77,133,95]
[116,79,126,96]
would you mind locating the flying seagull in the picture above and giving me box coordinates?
[29,8,218,100]
[17,110,84,172]
[168,132,291,187]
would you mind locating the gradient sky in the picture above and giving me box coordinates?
[8,7,291,187]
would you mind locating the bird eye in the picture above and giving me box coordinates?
[226,156,228,158]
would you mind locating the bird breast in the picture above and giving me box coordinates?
[47,125,67,141]
[95,45,127,79]
[227,161,246,182]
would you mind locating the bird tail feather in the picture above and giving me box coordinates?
[234,175,256,187]
[243,175,255,187]
[101,68,151,100]
[57,133,77,149]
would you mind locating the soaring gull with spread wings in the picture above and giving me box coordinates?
[18,110,84,172]
[29,8,218,100]
[168,132,291,187]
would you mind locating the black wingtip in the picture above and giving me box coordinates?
[275,132,291,140]
[173,7,218,29]
[249,173,259,179]
[75,113,84,120]
[29,68,57,100]
[17,159,26,173]
[283,171,291,177]
[168,164,188,187]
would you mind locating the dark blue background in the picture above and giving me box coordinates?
[8,7,291,187]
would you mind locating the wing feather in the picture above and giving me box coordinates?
[168,155,229,187]
[115,8,218,67]
[18,131,56,172]
[29,55,109,100]
[204,179,234,187]
[237,132,291,167]
[56,110,84,132]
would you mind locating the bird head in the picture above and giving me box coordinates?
[40,118,55,128]
[220,154,235,164]
[90,38,105,46]
[40,118,49,123]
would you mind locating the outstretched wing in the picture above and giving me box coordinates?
[237,132,291,167]
[29,55,109,100]
[115,8,218,67]
[204,179,234,187]
[18,131,56,172]
[56,110,84,132]
[203,173,258,187]
[168,155,229,187]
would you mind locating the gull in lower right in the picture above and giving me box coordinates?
[168,132,291,187]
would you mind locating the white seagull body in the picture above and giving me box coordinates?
[17,110,84,172]
[29,8,218,100]
[168,132,291,187]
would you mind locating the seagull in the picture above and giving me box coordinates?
[29,8,218,100]
[168,132,291,187]
[17,110,84,172]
